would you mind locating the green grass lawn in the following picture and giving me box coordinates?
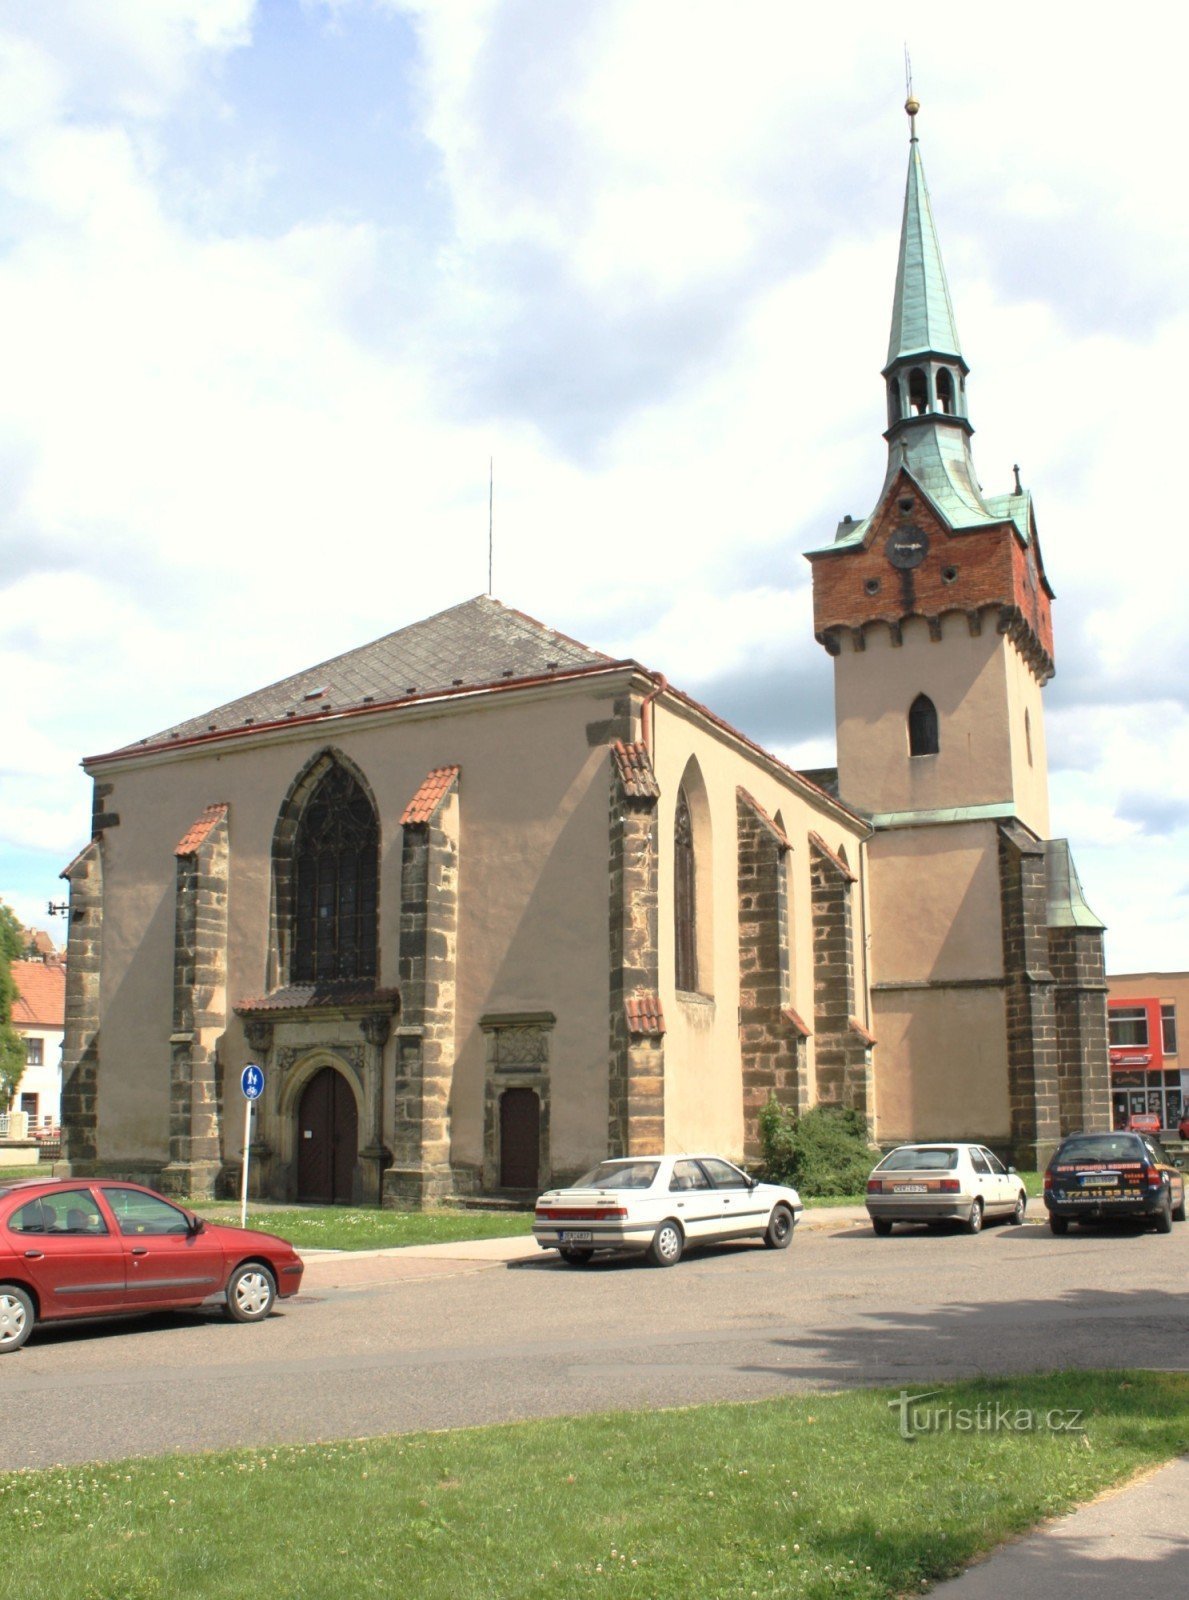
[2,1372,1184,1599]
[189,1203,534,1251]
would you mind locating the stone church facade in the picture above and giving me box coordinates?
[59,107,1108,1202]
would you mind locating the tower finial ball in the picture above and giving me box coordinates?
[905,96,920,117]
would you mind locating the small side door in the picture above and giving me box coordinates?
[98,1187,226,1309]
[698,1158,768,1239]
[4,1189,126,1318]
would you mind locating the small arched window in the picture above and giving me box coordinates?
[887,378,903,423]
[908,368,928,415]
[908,694,940,757]
[674,788,698,992]
[936,368,954,414]
[293,762,379,983]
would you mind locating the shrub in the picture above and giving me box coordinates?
[758,1097,876,1197]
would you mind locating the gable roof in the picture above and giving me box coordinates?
[103,596,616,759]
[11,961,66,1029]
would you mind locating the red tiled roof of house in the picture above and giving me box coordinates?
[11,961,66,1028]
[808,831,857,882]
[401,765,460,826]
[781,1004,812,1037]
[737,788,791,849]
[175,802,228,857]
[624,993,666,1037]
[611,740,661,800]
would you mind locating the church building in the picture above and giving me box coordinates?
[59,104,1109,1203]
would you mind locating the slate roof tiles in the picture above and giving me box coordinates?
[114,596,617,757]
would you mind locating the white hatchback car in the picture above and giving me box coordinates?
[533,1155,802,1266]
[865,1142,1027,1235]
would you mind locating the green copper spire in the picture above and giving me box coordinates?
[806,96,1041,556]
[886,104,963,366]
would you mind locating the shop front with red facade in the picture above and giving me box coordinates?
[1107,992,1181,1131]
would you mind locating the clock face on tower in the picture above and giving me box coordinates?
[886,523,929,569]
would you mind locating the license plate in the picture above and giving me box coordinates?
[1080,1174,1118,1188]
[892,1184,927,1193]
[560,1230,593,1242]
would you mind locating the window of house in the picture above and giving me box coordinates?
[908,694,939,757]
[293,762,379,983]
[1162,1004,1178,1056]
[25,1037,43,1067]
[674,788,698,993]
[1109,1007,1149,1049]
[19,1093,39,1122]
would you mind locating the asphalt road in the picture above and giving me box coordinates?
[4,1215,1187,1470]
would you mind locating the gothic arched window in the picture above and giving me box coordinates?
[908,367,928,415]
[937,368,954,414]
[293,763,378,983]
[674,787,698,993]
[908,694,940,757]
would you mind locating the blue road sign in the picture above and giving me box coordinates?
[241,1063,265,1101]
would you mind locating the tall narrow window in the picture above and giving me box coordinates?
[936,368,954,414]
[1024,709,1034,767]
[908,694,939,757]
[908,367,928,415]
[674,788,698,992]
[1162,1005,1178,1056]
[293,762,379,983]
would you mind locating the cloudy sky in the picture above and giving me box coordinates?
[1,0,1186,973]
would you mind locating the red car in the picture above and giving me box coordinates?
[0,1178,303,1353]
[1127,1112,1162,1135]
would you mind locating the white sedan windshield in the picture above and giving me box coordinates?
[573,1161,659,1190]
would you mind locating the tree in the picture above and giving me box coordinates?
[0,900,27,1112]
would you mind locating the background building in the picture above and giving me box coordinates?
[1106,973,1186,1131]
[10,953,65,1133]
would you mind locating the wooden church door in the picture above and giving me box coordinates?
[297,1067,358,1204]
[499,1088,540,1189]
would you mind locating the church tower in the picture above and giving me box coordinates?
[806,100,1109,1165]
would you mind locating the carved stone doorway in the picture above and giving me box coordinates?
[297,1067,358,1203]
[499,1088,540,1189]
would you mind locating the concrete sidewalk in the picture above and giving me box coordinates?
[298,1204,873,1286]
[929,1455,1189,1598]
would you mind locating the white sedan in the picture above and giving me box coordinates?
[533,1155,802,1266]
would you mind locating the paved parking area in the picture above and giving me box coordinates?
[3,1214,1186,1469]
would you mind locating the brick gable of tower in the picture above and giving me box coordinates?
[809,469,1054,680]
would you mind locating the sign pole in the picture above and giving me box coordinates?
[240,1096,252,1230]
[239,1063,265,1229]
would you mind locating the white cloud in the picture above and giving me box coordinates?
[0,0,1187,968]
